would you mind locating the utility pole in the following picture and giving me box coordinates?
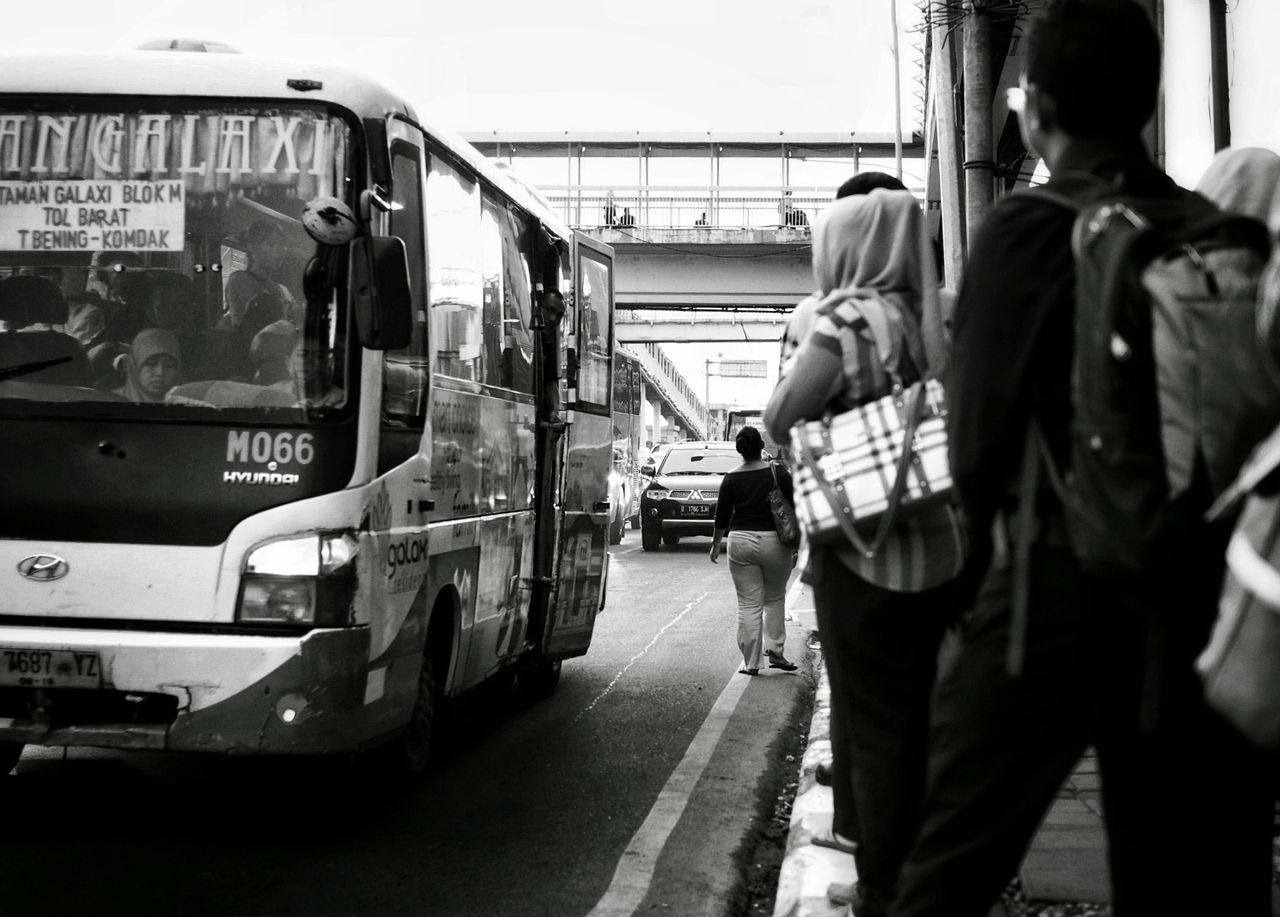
[932,10,966,285]
[890,0,904,181]
[1208,0,1231,151]
[962,0,995,239]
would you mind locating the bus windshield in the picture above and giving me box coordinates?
[0,102,354,422]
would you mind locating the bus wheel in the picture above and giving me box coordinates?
[663,534,681,546]
[609,513,624,546]
[393,649,438,780]
[641,526,661,551]
[0,742,22,776]
[630,515,640,530]
[517,658,561,697]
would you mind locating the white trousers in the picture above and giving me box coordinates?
[727,530,791,670]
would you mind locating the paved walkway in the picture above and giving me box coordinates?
[774,582,1110,917]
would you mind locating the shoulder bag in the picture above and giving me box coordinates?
[1196,424,1280,749]
[767,463,801,548]
[790,377,952,558]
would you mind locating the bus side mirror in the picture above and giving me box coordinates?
[352,236,412,350]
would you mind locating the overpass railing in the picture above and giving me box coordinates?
[545,185,924,233]
[546,186,833,233]
[627,342,709,440]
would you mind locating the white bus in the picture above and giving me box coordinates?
[0,46,616,777]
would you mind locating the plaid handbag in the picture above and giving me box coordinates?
[1196,424,1280,749]
[790,378,952,558]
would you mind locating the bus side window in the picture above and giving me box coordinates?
[380,141,429,471]
[499,204,535,394]
[480,195,505,388]
[575,252,612,412]
[426,156,482,383]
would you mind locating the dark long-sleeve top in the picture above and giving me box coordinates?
[946,138,1173,541]
[713,465,793,532]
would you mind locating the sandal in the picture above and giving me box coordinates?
[766,651,797,671]
[811,828,858,856]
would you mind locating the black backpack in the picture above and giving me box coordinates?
[1023,176,1279,580]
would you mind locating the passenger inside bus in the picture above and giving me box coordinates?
[209,291,289,383]
[274,338,344,407]
[116,328,182,403]
[249,319,299,386]
[223,220,299,327]
[538,286,566,425]
[0,275,91,387]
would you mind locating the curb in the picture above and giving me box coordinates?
[772,648,853,917]
[771,640,1112,917]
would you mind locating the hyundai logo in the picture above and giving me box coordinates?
[17,554,69,582]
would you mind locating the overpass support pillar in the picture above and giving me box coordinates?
[647,395,663,447]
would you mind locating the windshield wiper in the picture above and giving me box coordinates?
[0,356,71,383]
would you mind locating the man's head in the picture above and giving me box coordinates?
[251,319,299,385]
[836,172,907,200]
[1019,0,1159,156]
[244,220,288,273]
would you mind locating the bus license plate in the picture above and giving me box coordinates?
[0,648,102,688]
[682,505,710,516]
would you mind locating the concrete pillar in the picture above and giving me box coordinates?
[661,410,676,442]
[649,396,663,447]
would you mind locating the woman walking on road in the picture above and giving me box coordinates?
[709,426,798,676]
[764,190,963,917]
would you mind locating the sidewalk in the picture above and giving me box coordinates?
[774,582,1110,917]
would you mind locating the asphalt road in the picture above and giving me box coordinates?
[0,535,813,917]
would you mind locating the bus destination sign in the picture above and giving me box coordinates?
[0,179,185,251]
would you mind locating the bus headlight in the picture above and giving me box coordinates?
[238,532,358,627]
[240,578,317,625]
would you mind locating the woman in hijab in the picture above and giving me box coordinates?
[1197,147,1280,372]
[1196,146,1280,230]
[765,190,964,916]
[117,328,182,403]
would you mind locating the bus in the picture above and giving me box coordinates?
[725,408,779,454]
[0,47,616,777]
[610,345,643,542]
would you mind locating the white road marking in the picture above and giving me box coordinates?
[572,592,709,726]
[585,662,752,917]
[608,541,644,559]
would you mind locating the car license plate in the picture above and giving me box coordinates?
[682,505,711,516]
[0,648,102,688]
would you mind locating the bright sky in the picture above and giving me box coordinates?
[2,0,919,134]
[2,0,920,419]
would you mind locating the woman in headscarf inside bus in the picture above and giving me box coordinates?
[117,328,182,403]
[764,189,964,916]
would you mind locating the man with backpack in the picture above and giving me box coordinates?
[889,3,1276,915]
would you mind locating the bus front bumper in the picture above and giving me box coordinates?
[0,624,371,755]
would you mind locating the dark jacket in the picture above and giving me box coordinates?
[947,138,1176,542]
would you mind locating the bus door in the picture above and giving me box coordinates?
[543,234,615,658]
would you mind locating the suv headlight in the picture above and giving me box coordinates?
[238,531,359,627]
[644,487,671,501]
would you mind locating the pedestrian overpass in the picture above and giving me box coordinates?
[622,342,709,442]
[463,131,925,440]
